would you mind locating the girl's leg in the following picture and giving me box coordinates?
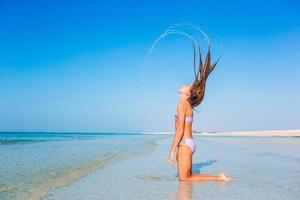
[177,145,230,181]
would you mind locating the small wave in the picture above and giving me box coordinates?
[0,139,49,145]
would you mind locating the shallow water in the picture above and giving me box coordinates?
[1,133,300,200]
[0,133,165,200]
[45,136,300,200]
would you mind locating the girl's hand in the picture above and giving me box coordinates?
[168,151,176,166]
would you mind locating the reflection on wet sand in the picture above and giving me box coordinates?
[177,181,194,200]
[168,178,230,200]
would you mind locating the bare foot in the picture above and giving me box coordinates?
[218,172,232,181]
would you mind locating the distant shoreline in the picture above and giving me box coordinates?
[1,130,300,137]
[147,129,300,137]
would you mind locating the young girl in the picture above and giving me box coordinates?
[167,47,231,181]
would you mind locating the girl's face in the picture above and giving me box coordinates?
[178,84,192,97]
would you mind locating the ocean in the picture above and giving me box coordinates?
[1,133,300,200]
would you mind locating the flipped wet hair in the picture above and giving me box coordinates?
[188,44,220,110]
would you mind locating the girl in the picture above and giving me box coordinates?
[167,46,231,181]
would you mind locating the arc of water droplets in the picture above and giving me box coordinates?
[138,24,216,128]
[144,23,210,61]
[140,23,213,90]
[171,23,211,45]
[139,29,200,108]
[173,23,224,61]
[142,29,200,79]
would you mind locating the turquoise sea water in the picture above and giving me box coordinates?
[0,132,166,200]
[1,133,300,200]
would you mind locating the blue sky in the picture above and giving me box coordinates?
[0,0,299,133]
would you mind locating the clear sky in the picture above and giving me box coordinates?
[0,0,299,133]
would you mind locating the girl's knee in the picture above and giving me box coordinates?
[179,174,189,181]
